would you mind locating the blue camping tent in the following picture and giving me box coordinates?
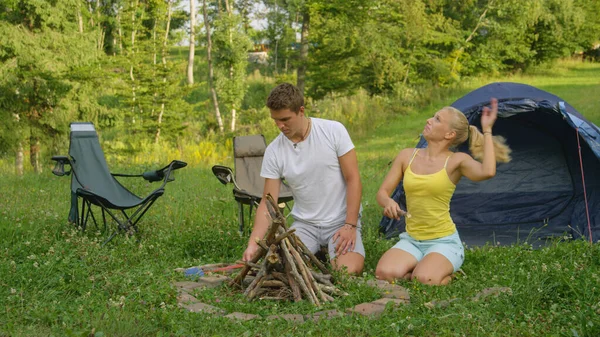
[380,82,600,246]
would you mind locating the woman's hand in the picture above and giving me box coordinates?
[382,198,407,220]
[481,98,498,132]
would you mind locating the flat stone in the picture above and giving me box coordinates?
[225,312,259,321]
[381,287,410,300]
[266,314,305,323]
[309,309,345,321]
[365,279,391,288]
[424,298,460,309]
[181,302,226,315]
[195,275,229,289]
[371,297,408,307]
[346,302,387,317]
[177,291,199,304]
[472,287,512,302]
[173,281,205,293]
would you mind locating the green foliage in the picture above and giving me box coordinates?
[212,7,253,127]
[0,0,101,166]
[2,0,600,167]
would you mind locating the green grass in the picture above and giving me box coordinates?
[1,60,600,336]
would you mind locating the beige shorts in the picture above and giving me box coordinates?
[290,219,365,259]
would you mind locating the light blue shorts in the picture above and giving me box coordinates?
[291,219,365,259]
[392,231,464,272]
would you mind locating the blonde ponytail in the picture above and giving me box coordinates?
[468,125,512,163]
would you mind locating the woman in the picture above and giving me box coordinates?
[375,98,511,285]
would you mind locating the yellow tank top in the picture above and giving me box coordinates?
[404,149,457,240]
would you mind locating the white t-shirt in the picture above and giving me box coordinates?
[261,117,355,227]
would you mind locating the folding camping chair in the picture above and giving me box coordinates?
[212,134,293,233]
[51,122,187,245]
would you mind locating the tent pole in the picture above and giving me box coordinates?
[576,127,593,244]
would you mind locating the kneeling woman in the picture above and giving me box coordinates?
[375,98,511,285]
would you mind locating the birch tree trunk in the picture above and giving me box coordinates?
[203,0,224,133]
[130,0,139,120]
[117,12,123,53]
[77,2,84,33]
[296,10,310,97]
[187,0,196,85]
[155,0,173,144]
[451,6,490,75]
[30,134,41,174]
[15,141,23,176]
[225,0,236,132]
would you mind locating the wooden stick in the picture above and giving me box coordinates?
[294,235,330,274]
[287,239,321,305]
[261,280,286,287]
[256,239,269,252]
[271,272,290,285]
[259,296,288,301]
[311,271,334,286]
[238,260,261,270]
[281,238,315,305]
[282,254,302,302]
[273,228,296,244]
[244,271,265,297]
[230,246,266,286]
[318,284,349,297]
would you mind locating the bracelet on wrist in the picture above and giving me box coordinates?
[483,131,492,135]
[344,223,357,228]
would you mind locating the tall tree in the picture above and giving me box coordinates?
[202,0,224,132]
[0,0,98,174]
[213,0,252,131]
[187,0,196,85]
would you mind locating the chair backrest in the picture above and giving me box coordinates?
[68,123,140,205]
[233,135,293,199]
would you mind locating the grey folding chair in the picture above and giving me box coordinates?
[51,122,187,245]
[212,134,293,233]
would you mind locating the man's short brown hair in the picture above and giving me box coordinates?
[266,83,304,113]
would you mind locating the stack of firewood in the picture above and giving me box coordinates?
[230,194,346,306]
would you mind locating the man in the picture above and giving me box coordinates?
[242,83,364,274]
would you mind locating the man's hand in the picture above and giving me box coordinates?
[332,225,357,256]
[242,241,260,262]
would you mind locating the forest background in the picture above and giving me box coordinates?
[1,0,600,173]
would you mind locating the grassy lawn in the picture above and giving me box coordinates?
[1,61,599,336]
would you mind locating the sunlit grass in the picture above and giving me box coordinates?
[1,60,599,336]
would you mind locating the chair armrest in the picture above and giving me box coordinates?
[211,165,234,185]
[143,160,188,183]
[51,156,71,176]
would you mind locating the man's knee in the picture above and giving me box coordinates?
[333,254,364,275]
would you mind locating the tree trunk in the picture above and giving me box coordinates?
[451,8,489,76]
[15,141,23,176]
[187,0,196,85]
[117,12,123,53]
[30,134,41,174]
[225,0,236,132]
[296,10,310,97]
[203,0,224,133]
[96,0,103,51]
[77,3,84,33]
[155,0,173,144]
[130,0,139,119]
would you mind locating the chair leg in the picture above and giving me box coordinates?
[80,199,87,231]
[238,202,244,234]
[102,209,107,232]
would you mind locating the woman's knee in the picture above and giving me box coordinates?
[411,270,447,285]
